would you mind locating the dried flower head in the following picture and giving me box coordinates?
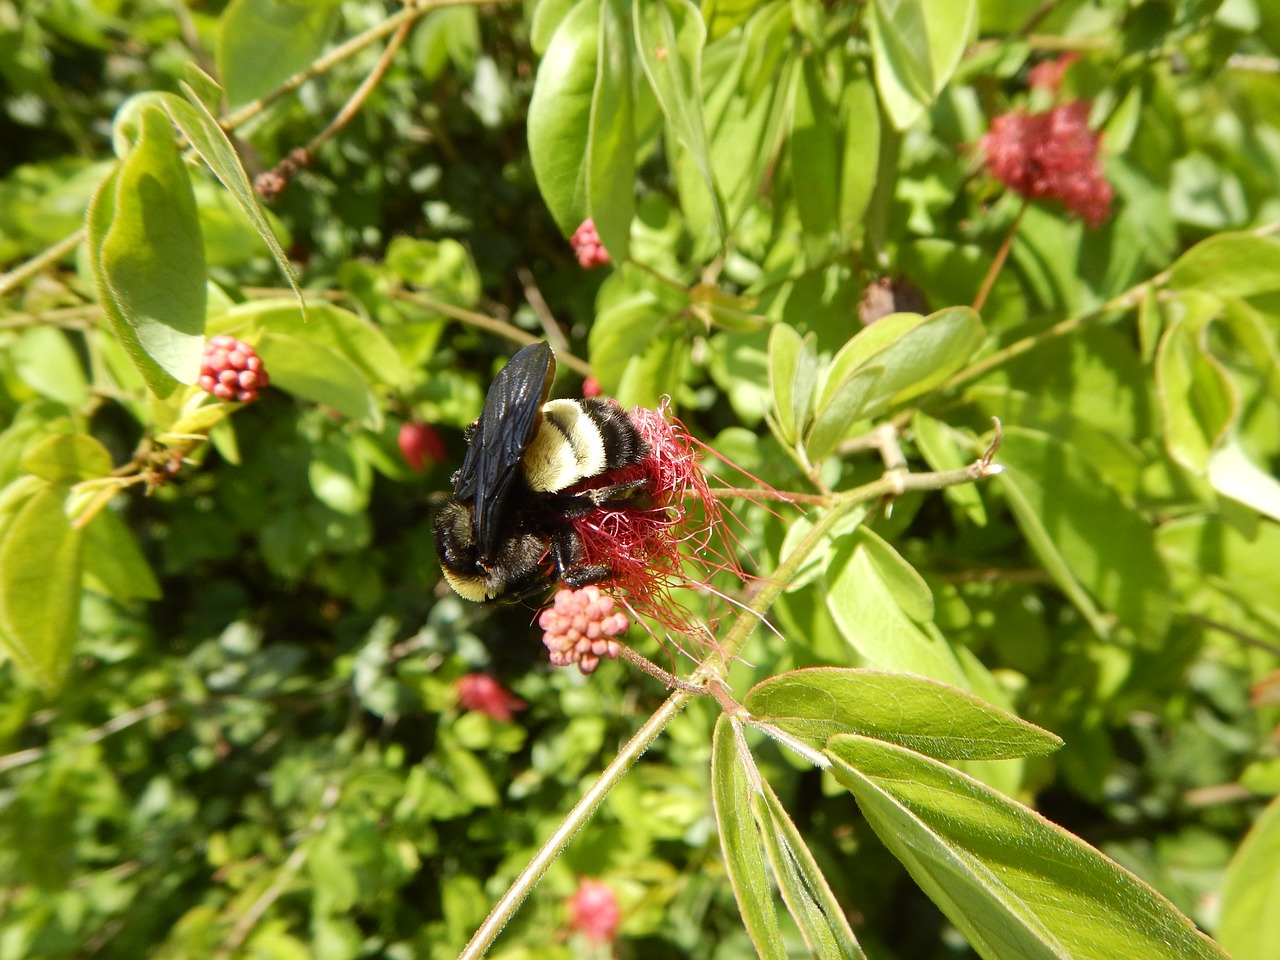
[455,673,527,722]
[539,585,629,675]
[979,101,1114,228]
[567,879,621,944]
[570,219,611,269]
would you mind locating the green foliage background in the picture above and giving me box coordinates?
[2,0,1280,958]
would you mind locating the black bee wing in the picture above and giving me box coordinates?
[452,341,556,554]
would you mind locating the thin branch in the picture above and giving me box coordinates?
[1185,614,1280,659]
[618,646,712,694]
[0,699,171,774]
[973,203,1026,313]
[516,266,572,359]
[0,229,86,297]
[395,289,592,377]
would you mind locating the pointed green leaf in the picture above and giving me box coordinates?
[94,105,207,391]
[587,0,636,262]
[791,55,840,259]
[768,323,816,446]
[528,0,599,235]
[746,667,1062,761]
[818,307,985,420]
[163,88,304,309]
[756,782,866,960]
[216,0,342,108]
[711,716,788,960]
[635,0,726,243]
[913,411,987,525]
[837,68,880,242]
[828,735,1230,960]
[0,483,83,693]
[11,327,89,406]
[805,366,883,462]
[869,0,975,130]
[20,433,113,484]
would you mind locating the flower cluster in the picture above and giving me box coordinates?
[398,421,446,472]
[570,218,611,269]
[539,585,629,675]
[199,335,270,403]
[454,673,527,722]
[566,879,621,944]
[979,101,1114,228]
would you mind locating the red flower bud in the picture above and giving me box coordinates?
[398,421,446,472]
[200,335,270,403]
[567,879,621,943]
[454,673,527,722]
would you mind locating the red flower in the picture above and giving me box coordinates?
[199,335,270,403]
[567,879,621,944]
[570,219,611,269]
[979,101,1114,228]
[398,421,446,472]
[454,673,527,722]
[1027,52,1080,94]
[582,375,602,398]
[539,585,630,675]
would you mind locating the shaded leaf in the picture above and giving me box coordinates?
[83,507,161,602]
[217,0,342,107]
[997,427,1171,644]
[20,433,113,484]
[257,334,381,428]
[1218,793,1280,960]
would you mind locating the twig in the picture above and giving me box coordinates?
[0,229,86,297]
[1185,614,1280,659]
[395,289,592,376]
[0,699,171,775]
[973,203,1025,313]
[516,266,572,359]
[618,646,711,694]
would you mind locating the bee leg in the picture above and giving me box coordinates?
[547,525,612,590]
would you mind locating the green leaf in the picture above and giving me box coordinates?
[791,55,840,259]
[869,0,976,130]
[588,284,676,389]
[528,0,598,235]
[585,0,636,263]
[163,87,304,310]
[818,307,986,420]
[11,327,89,406]
[768,323,817,446]
[83,507,161,602]
[216,0,342,108]
[20,433,113,484]
[0,483,83,693]
[309,434,372,515]
[826,536,969,685]
[257,333,382,428]
[837,68,880,242]
[1155,302,1237,472]
[1207,437,1280,521]
[1218,793,1280,960]
[804,366,883,462]
[997,427,1171,644]
[711,716,788,960]
[1166,232,1280,300]
[530,0,580,54]
[93,104,207,392]
[746,668,1063,761]
[756,784,866,959]
[635,0,726,244]
[827,735,1230,960]
[217,299,410,388]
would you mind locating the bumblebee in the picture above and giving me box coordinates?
[434,341,651,602]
